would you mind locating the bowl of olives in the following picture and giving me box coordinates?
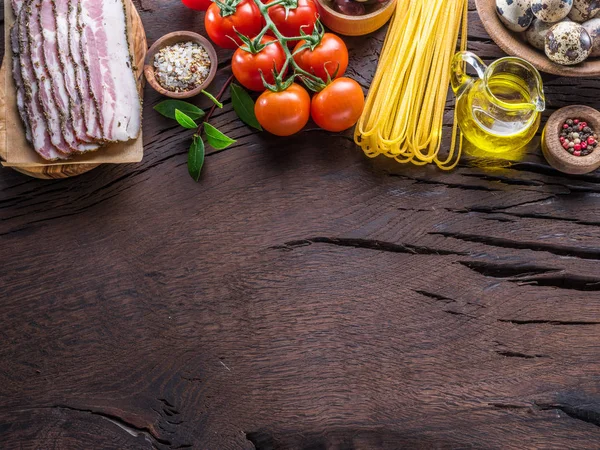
[315,0,396,36]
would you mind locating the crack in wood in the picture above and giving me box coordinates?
[495,350,548,359]
[414,290,456,304]
[433,231,600,260]
[535,403,600,428]
[273,237,468,256]
[498,319,600,325]
[52,405,171,447]
[458,261,560,279]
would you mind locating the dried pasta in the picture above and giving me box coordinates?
[354,0,469,170]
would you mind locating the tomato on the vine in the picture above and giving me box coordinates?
[232,37,288,92]
[181,0,211,11]
[293,33,349,83]
[205,0,263,49]
[311,77,364,132]
[255,83,311,136]
[267,0,318,46]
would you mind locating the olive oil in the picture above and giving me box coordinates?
[455,73,541,154]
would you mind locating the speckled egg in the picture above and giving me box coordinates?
[568,0,600,22]
[545,21,592,64]
[531,0,572,22]
[497,0,534,32]
[526,18,571,49]
[583,18,600,55]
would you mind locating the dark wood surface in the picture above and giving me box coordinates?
[2,1,600,448]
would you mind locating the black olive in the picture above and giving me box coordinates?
[333,0,366,16]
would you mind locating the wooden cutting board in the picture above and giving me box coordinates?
[0,0,147,179]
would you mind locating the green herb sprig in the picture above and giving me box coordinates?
[154,78,261,182]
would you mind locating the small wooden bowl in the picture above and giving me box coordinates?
[475,0,600,77]
[144,31,218,99]
[542,105,600,174]
[315,0,396,36]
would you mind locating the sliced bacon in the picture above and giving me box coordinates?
[16,1,67,161]
[80,0,141,142]
[39,0,98,153]
[70,0,103,141]
[26,0,74,155]
[11,25,32,144]
[11,0,25,15]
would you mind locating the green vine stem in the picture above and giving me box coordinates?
[229,0,328,91]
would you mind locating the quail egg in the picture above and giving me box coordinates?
[497,0,534,32]
[531,0,572,22]
[545,21,592,64]
[568,0,600,21]
[526,18,571,48]
[583,18,600,55]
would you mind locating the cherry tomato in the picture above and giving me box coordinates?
[293,33,349,83]
[255,83,311,136]
[311,77,364,132]
[232,37,288,92]
[205,0,263,49]
[267,0,318,46]
[181,0,212,11]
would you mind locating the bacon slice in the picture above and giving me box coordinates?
[26,0,74,155]
[11,0,25,14]
[16,0,67,161]
[80,0,141,142]
[55,0,99,146]
[70,0,103,141]
[39,0,98,152]
[11,25,32,144]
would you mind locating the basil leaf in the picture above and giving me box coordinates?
[201,90,224,108]
[231,83,262,131]
[154,100,204,120]
[188,135,205,182]
[204,123,236,150]
[175,109,198,129]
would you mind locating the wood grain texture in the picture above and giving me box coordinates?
[0,0,147,179]
[2,1,600,448]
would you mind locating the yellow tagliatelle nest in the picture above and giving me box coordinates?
[354,0,468,170]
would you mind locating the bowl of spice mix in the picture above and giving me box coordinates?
[144,31,218,99]
[542,105,600,174]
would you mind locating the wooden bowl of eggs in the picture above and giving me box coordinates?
[476,0,600,76]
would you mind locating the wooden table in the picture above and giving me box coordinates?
[2,1,600,448]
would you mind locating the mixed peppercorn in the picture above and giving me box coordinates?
[560,118,597,157]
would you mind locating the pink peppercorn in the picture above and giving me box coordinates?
[575,144,582,151]
[588,137,596,144]
[582,142,588,149]
[560,136,565,142]
[563,124,569,129]
[563,142,570,149]
[574,119,580,124]
[574,150,582,156]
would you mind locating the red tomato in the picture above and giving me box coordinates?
[311,77,364,132]
[205,0,263,49]
[255,83,311,136]
[293,33,349,83]
[182,0,211,11]
[267,0,318,46]
[232,37,288,92]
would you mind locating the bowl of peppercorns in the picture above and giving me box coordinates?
[542,105,600,174]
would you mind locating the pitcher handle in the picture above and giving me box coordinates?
[451,51,487,98]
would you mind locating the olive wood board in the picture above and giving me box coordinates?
[476,0,600,77]
[0,0,147,179]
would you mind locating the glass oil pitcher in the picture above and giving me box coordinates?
[450,51,545,154]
